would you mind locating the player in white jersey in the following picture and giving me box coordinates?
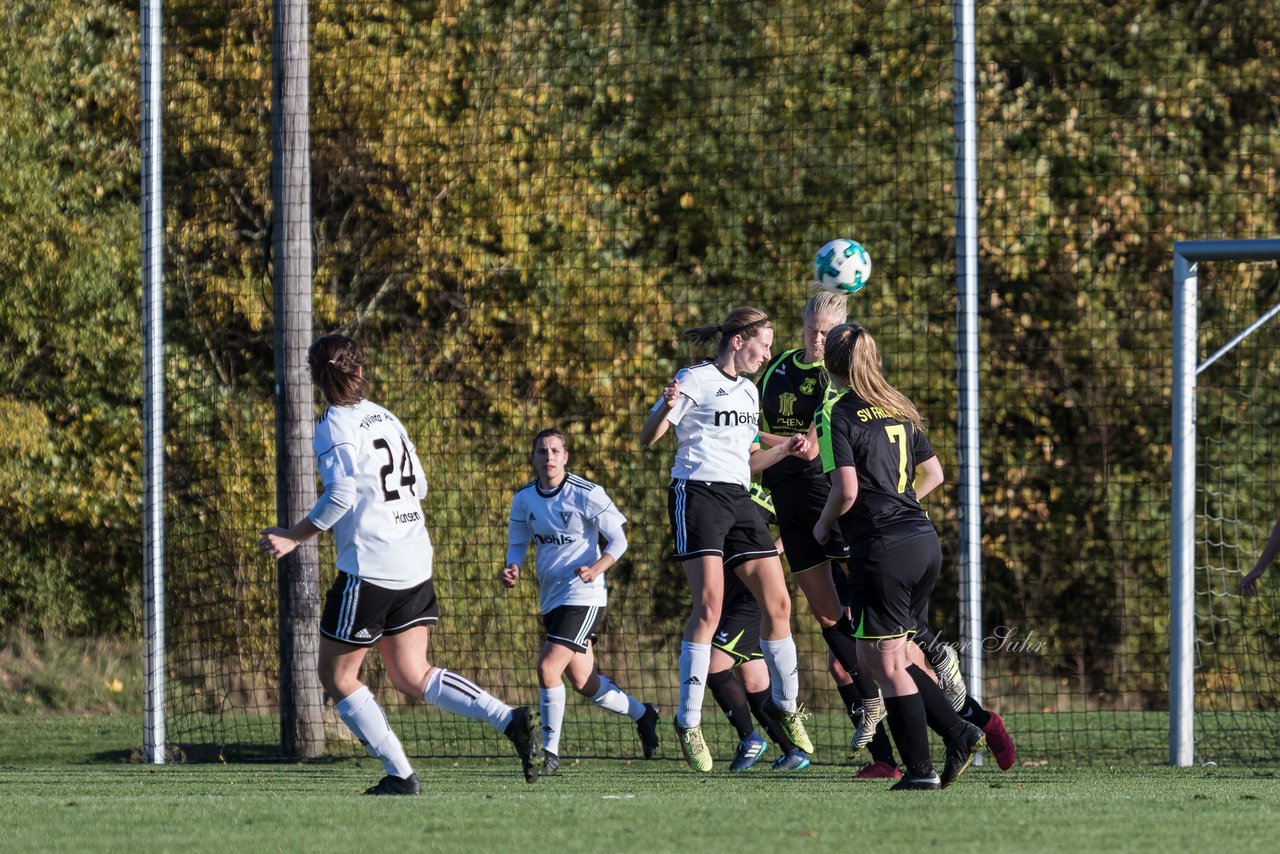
[639,306,814,772]
[500,428,660,774]
[258,333,541,794]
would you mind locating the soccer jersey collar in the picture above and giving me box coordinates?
[535,476,569,497]
[792,349,823,369]
[712,362,744,382]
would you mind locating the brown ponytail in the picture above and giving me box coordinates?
[308,333,367,406]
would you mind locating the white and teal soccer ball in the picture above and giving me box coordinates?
[813,238,872,295]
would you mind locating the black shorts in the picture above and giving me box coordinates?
[770,475,849,573]
[848,533,942,640]
[320,572,439,647]
[542,604,607,653]
[711,585,763,667]
[668,479,778,570]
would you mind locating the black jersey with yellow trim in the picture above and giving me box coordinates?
[756,348,827,486]
[815,386,937,549]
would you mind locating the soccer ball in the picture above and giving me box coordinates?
[813,238,872,295]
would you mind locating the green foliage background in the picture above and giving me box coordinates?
[2,0,1278,762]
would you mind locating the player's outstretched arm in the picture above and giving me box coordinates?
[748,433,808,473]
[756,429,787,448]
[1241,515,1280,596]
[258,518,321,560]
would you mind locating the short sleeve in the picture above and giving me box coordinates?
[912,426,936,465]
[664,366,701,425]
[586,484,626,526]
[314,420,358,488]
[826,407,858,473]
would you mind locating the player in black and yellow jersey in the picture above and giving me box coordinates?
[812,323,985,790]
[756,293,886,754]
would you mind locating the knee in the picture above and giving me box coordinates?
[811,606,838,628]
[689,604,722,634]
[809,597,840,626]
[321,670,365,702]
[537,660,563,689]
[386,666,428,700]
[764,596,791,627]
[317,668,340,698]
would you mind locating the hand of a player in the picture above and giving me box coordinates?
[661,379,680,407]
[786,433,811,457]
[500,564,520,588]
[1240,568,1263,597]
[258,528,298,560]
[576,565,598,584]
[812,521,831,545]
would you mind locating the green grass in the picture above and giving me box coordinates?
[0,633,141,715]
[3,715,1280,853]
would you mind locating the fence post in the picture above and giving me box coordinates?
[272,0,324,757]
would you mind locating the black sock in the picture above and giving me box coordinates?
[708,670,755,740]
[837,682,863,719]
[747,688,796,752]
[821,618,861,676]
[883,693,933,777]
[866,720,897,765]
[906,664,967,742]
[825,617,880,698]
[960,695,991,728]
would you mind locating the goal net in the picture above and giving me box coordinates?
[1186,257,1280,765]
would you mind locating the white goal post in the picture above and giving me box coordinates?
[1169,237,1280,766]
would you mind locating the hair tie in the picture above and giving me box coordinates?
[716,325,723,333]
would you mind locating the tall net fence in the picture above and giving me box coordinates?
[158,0,1280,765]
[972,3,1280,765]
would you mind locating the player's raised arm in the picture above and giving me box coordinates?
[640,378,680,445]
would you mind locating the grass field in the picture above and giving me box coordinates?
[3,714,1280,853]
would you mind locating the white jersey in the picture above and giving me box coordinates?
[506,473,626,613]
[656,361,759,489]
[311,399,432,590]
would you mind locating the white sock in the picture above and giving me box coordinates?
[677,641,711,728]
[760,635,800,713]
[591,673,645,720]
[336,685,414,779]
[540,684,566,755]
[423,668,513,733]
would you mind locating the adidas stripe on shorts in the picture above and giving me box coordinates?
[541,604,607,653]
[320,571,439,647]
[666,478,777,570]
